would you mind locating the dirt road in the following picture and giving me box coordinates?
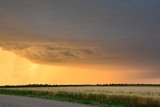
[0,94,97,107]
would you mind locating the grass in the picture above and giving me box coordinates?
[0,88,159,107]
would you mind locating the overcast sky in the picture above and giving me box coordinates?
[0,0,160,84]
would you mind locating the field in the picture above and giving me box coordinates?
[0,86,160,107]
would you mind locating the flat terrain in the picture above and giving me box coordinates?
[0,94,96,107]
[0,86,160,107]
[6,86,160,99]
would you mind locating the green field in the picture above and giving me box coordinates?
[0,86,160,107]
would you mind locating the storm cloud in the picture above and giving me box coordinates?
[0,41,105,64]
[0,0,160,79]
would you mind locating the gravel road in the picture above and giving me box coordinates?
[0,94,97,107]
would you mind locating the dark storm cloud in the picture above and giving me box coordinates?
[0,0,160,78]
[0,41,104,64]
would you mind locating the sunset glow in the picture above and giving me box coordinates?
[0,48,159,85]
[0,0,160,85]
[0,48,125,85]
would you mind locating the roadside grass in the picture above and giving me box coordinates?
[0,89,159,107]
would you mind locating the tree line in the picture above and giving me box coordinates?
[0,84,160,88]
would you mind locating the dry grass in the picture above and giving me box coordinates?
[0,86,160,107]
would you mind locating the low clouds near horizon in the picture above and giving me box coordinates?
[0,0,160,80]
[0,41,104,64]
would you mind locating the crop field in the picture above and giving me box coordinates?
[0,86,160,107]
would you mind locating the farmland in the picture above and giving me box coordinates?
[0,86,160,107]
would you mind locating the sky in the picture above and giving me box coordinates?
[0,0,160,85]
